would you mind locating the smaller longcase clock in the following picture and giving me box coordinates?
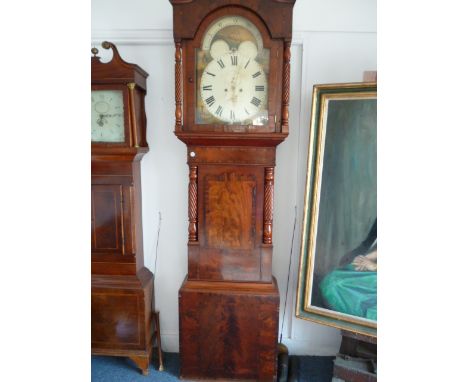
[91,41,159,376]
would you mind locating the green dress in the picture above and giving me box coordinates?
[319,264,377,321]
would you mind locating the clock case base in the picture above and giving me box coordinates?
[179,277,279,381]
[91,268,155,375]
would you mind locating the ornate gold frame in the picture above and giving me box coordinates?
[295,82,377,337]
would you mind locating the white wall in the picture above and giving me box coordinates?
[92,0,376,355]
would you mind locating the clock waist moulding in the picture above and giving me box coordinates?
[91,42,160,375]
[170,1,296,380]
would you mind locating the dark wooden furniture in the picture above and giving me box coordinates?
[169,1,296,380]
[333,330,377,382]
[91,42,160,375]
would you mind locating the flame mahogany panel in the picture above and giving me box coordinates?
[199,167,262,281]
[204,172,257,250]
[179,277,280,381]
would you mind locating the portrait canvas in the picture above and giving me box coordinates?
[296,83,377,336]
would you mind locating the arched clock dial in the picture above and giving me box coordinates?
[200,52,268,124]
[195,14,270,126]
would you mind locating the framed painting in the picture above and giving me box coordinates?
[296,82,377,337]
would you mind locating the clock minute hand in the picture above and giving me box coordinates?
[229,65,243,104]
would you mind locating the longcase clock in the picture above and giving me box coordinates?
[169,1,296,380]
[91,42,156,375]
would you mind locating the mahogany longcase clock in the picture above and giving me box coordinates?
[170,1,296,380]
[91,42,156,375]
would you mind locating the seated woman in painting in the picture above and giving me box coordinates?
[319,220,377,321]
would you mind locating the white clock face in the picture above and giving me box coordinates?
[195,14,270,126]
[91,90,125,142]
[200,52,268,124]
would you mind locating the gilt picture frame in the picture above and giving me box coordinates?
[296,82,377,337]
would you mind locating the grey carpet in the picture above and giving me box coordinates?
[91,353,334,381]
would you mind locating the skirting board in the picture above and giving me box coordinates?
[281,337,341,356]
[160,332,179,353]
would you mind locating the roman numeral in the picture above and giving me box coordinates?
[202,85,212,91]
[217,59,225,69]
[244,108,250,115]
[230,110,235,120]
[251,97,261,107]
[206,72,215,77]
[252,71,261,78]
[244,59,250,69]
[255,85,265,91]
[205,96,215,107]
[231,55,238,66]
[215,106,223,116]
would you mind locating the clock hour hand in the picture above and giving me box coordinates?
[97,114,106,127]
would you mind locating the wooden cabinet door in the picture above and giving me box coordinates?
[197,165,265,281]
[91,184,124,255]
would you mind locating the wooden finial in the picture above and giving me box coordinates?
[91,47,99,57]
[100,41,127,66]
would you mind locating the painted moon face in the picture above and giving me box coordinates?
[238,40,258,59]
[210,39,230,60]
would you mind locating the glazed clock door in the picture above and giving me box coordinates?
[91,184,124,255]
[184,7,283,133]
[197,15,270,126]
[91,84,130,146]
[91,89,126,143]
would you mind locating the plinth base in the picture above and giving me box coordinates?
[179,277,280,381]
[91,268,155,375]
